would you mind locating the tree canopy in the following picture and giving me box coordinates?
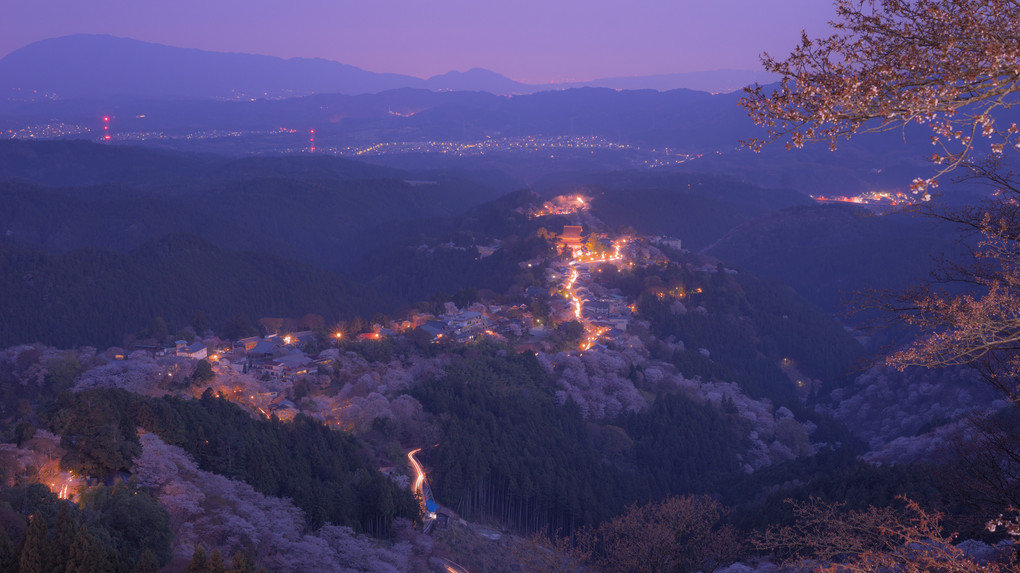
[743,0,1020,405]
[742,0,1020,192]
[743,1,1020,567]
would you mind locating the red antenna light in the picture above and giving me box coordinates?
[102,115,111,141]
[309,128,315,152]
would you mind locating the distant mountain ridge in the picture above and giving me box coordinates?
[0,35,775,100]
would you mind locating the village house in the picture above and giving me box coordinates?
[448,311,487,333]
[235,336,261,351]
[259,360,285,379]
[651,235,684,251]
[586,300,612,318]
[276,350,311,377]
[177,341,208,360]
[417,321,448,342]
[250,339,277,360]
[292,330,316,347]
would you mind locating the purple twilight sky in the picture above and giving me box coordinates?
[5,0,836,84]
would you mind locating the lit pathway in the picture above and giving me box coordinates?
[565,238,627,351]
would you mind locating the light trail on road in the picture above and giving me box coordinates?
[408,448,426,509]
[408,450,471,572]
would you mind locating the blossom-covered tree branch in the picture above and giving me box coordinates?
[742,0,1020,192]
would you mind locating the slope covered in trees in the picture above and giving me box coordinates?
[596,257,865,402]
[705,203,965,315]
[0,483,173,573]
[0,234,379,348]
[578,173,811,251]
[0,140,507,270]
[412,344,766,535]
[351,189,556,302]
[0,139,399,189]
[46,388,418,535]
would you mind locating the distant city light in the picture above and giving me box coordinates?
[810,190,916,208]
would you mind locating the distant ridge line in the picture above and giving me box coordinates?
[0,34,777,101]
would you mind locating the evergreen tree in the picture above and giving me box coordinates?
[207,548,226,573]
[18,512,50,573]
[148,317,169,343]
[133,549,158,573]
[192,310,211,335]
[228,549,255,573]
[54,502,76,568]
[65,524,103,573]
[349,316,366,334]
[0,530,17,573]
[192,359,215,383]
[187,546,208,573]
[222,314,256,340]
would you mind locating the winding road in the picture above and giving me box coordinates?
[407,448,437,533]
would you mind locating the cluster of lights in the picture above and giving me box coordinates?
[656,286,703,300]
[47,470,79,500]
[562,237,633,351]
[531,195,591,218]
[349,135,630,158]
[810,190,915,206]
[581,326,610,351]
[573,237,626,264]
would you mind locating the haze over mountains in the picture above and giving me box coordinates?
[0,34,778,100]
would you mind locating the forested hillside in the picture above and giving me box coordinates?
[704,203,966,314]
[0,140,507,270]
[0,235,378,348]
[50,389,418,534]
[577,173,811,251]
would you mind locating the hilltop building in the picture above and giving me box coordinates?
[559,225,584,252]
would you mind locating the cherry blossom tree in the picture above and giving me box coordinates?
[755,497,1016,571]
[743,0,1020,405]
[742,0,1020,193]
[746,2,1020,564]
[572,495,742,573]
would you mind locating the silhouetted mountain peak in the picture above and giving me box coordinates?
[0,34,424,100]
[1,35,778,101]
